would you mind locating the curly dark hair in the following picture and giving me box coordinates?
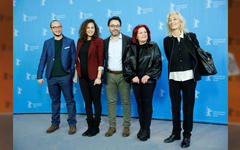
[79,19,99,43]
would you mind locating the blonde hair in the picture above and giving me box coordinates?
[166,12,187,37]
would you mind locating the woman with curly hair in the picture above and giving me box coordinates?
[73,19,104,136]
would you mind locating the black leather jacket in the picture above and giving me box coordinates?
[123,42,162,83]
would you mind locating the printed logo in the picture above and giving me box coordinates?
[45,87,49,94]
[159,21,164,30]
[13,0,16,7]
[107,9,122,17]
[26,73,37,80]
[42,28,47,36]
[14,28,19,37]
[193,19,200,28]
[127,24,132,32]
[28,101,42,109]
[73,87,77,94]
[170,3,188,12]
[159,89,165,97]
[23,14,37,22]
[206,0,226,8]
[16,58,21,66]
[206,106,226,117]
[51,13,65,20]
[24,43,39,51]
[41,0,46,6]
[70,27,75,35]
[206,76,212,82]
[17,87,22,95]
[212,75,226,82]
[195,90,200,99]
[99,26,103,33]
[79,11,93,20]
[206,36,226,46]
[137,6,153,15]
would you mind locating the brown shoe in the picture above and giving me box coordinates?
[68,126,76,135]
[122,127,130,137]
[105,127,116,137]
[46,125,59,133]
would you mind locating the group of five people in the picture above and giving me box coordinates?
[37,12,202,148]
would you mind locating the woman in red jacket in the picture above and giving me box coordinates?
[73,19,104,137]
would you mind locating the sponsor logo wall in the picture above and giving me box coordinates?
[13,0,228,124]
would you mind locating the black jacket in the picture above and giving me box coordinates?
[103,34,132,84]
[163,32,201,81]
[123,41,162,83]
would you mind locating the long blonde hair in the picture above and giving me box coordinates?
[166,12,187,37]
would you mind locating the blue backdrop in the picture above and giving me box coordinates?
[13,0,228,124]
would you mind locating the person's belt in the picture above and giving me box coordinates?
[107,69,122,74]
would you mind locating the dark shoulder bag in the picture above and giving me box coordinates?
[187,34,217,76]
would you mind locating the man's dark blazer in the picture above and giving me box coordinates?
[37,36,76,79]
[103,33,131,84]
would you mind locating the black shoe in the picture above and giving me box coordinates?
[181,137,190,148]
[137,128,143,139]
[88,118,100,137]
[82,128,91,136]
[138,129,150,141]
[82,118,93,136]
[164,134,181,143]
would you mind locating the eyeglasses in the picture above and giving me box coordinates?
[51,26,62,29]
[109,24,121,28]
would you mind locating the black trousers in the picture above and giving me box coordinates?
[132,82,156,130]
[79,77,102,120]
[169,79,196,138]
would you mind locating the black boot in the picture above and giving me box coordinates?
[82,118,93,136]
[137,128,143,139]
[89,118,100,136]
[137,116,144,139]
[138,128,150,141]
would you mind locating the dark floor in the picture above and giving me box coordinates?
[229,123,240,150]
[0,113,13,150]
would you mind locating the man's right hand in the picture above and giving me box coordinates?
[37,79,44,85]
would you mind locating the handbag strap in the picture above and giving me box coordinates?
[186,33,199,49]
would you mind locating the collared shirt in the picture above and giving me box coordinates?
[169,32,194,81]
[108,34,123,71]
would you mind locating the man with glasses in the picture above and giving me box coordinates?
[104,16,132,137]
[37,20,77,135]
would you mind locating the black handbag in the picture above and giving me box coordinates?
[187,34,217,76]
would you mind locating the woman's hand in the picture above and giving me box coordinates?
[132,76,140,84]
[94,78,101,85]
[141,75,150,84]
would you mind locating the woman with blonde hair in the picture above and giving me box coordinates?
[163,12,202,148]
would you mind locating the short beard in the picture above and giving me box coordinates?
[54,33,62,37]
[111,32,120,37]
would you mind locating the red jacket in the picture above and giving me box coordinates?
[76,38,104,80]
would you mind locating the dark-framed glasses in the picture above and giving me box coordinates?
[51,26,62,29]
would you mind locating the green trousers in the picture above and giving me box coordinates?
[105,72,131,128]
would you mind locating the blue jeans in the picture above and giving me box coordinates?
[47,74,76,126]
